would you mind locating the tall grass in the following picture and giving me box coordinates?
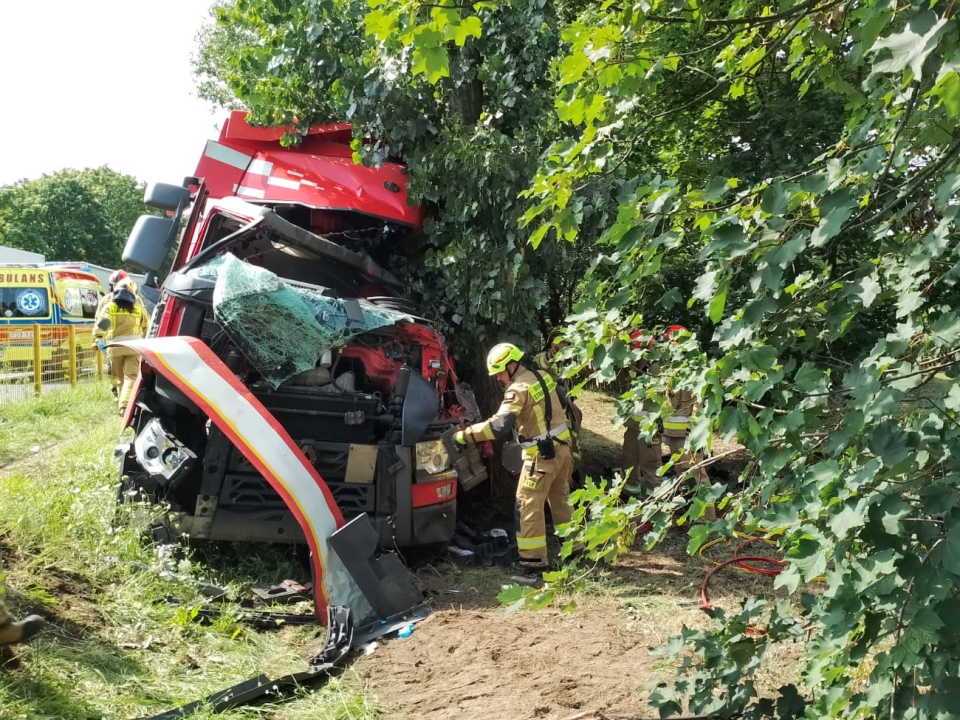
[0,388,379,720]
[0,383,116,466]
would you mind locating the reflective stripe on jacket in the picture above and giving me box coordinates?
[663,389,696,438]
[96,301,148,342]
[462,365,571,455]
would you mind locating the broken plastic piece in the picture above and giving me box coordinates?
[328,514,424,622]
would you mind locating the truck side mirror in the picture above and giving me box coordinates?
[144,182,191,212]
[123,215,177,272]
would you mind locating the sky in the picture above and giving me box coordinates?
[0,1,224,187]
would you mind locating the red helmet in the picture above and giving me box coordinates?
[629,329,655,350]
[661,324,688,342]
[109,269,128,288]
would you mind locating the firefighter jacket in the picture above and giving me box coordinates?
[462,365,572,457]
[95,297,149,344]
[534,353,583,468]
[664,388,696,438]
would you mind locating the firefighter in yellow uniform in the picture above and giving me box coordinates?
[94,269,128,398]
[534,329,584,489]
[95,278,149,414]
[620,329,663,498]
[661,325,716,521]
[455,343,574,574]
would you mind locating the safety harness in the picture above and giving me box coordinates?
[518,365,569,457]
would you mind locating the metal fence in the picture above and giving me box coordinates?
[0,325,104,405]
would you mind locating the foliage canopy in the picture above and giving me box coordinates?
[0,167,148,269]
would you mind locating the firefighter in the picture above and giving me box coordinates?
[95,278,149,414]
[620,329,663,498]
[0,577,44,647]
[94,269,129,398]
[660,325,716,521]
[535,329,584,489]
[454,342,574,574]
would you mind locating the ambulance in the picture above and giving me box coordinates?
[0,266,105,373]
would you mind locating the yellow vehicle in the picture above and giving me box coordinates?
[0,265,105,374]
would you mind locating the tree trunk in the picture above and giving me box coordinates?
[464,365,516,497]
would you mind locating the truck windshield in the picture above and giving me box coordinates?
[0,287,51,319]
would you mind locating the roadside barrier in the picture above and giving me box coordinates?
[0,324,104,405]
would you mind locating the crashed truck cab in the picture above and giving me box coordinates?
[117,112,488,562]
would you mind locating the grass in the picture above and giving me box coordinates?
[0,386,379,720]
[0,384,116,467]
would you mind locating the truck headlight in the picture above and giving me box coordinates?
[134,418,196,485]
[415,439,449,475]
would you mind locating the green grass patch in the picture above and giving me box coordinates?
[0,387,379,720]
[0,383,116,466]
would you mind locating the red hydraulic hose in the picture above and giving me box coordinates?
[733,537,786,576]
[700,556,786,611]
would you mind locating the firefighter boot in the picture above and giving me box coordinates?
[0,615,45,646]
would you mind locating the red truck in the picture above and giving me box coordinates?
[118,111,487,550]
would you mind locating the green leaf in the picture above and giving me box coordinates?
[560,52,590,86]
[741,345,778,372]
[828,500,867,539]
[452,16,482,46]
[409,26,449,79]
[930,311,960,344]
[525,589,556,610]
[810,203,854,247]
[785,538,827,583]
[687,523,711,554]
[760,181,788,216]
[705,176,732,201]
[497,584,525,605]
[933,515,960,576]
[708,277,729,323]
[868,420,910,467]
[794,362,824,392]
[870,11,949,81]
[691,269,718,304]
[921,485,959,515]
[855,273,881,308]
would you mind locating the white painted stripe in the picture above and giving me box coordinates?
[236,185,266,199]
[120,336,370,620]
[204,140,252,171]
[247,158,274,176]
[267,176,301,191]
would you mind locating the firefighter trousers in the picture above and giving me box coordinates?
[515,444,573,567]
[108,347,140,409]
[621,415,662,496]
[664,435,716,521]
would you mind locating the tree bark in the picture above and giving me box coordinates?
[465,365,516,497]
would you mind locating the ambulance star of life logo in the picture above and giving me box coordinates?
[16,289,45,316]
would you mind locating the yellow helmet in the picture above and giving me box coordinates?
[486,342,525,375]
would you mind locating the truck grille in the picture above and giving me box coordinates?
[220,442,376,518]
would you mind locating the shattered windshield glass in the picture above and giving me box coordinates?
[190,253,411,387]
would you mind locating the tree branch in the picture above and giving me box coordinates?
[645,0,849,26]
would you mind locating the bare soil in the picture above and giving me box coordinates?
[355,599,665,720]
